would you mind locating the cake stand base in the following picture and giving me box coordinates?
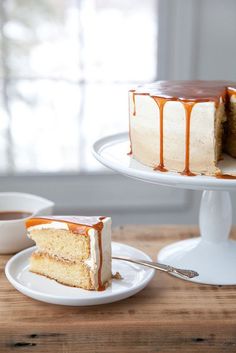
[158,190,236,285]
[158,238,236,285]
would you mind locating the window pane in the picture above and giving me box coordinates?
[8,79,81,172]
[0,0,158,174]
[2,0,81,80]
[81,0,158,81]
[81,82,131,171]
[0,81,10,172]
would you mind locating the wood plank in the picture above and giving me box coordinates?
[0,225,236,352]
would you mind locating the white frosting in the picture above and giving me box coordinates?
[84,228,99,288]
[230,94,236,103]
[84,229,97,270]
[84,218,112,288]
[100,217,112,284]
[130,93,218,175]
[27,221,69,232]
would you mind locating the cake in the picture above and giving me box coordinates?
[128,81,236,176]
[26,216,112,291]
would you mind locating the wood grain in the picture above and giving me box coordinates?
[1,225,236,353]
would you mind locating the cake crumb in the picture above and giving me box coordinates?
[112,272,123,280]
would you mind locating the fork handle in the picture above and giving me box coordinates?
[112,256,199,279]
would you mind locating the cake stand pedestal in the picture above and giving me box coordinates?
[158,190,236,285]
[92,132,236,285]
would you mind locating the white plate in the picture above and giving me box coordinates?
[5,242,155,306]
[92,132,236,191]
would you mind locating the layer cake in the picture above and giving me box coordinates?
[26,216,112,291]
[129,81,236,176]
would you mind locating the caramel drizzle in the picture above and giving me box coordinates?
[153,98,196,175]
[96,216,105,291]
[153,97,168,172]
[216,174,236,179]
[26,216,106,291]
[131,91,150,117]
[97,230,105,291]
[128,91,149,155]
[181,101,196,176]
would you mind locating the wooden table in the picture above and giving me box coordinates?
[1,225,236,353]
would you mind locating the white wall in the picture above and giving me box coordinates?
[158,0,236,80]
[195,0,236,80]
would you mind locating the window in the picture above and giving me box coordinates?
[0,0,158,174]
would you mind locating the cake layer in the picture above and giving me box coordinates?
[30,252,95,290]
[28,229,90,262]
[129,81,236,176]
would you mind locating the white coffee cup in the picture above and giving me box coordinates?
[0,192,54,254]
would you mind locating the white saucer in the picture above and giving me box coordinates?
[5,242,155,306]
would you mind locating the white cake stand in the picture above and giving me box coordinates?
[92,132,236,285]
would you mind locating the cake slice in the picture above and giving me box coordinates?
[26,216,112,291]
[129,81,236,176]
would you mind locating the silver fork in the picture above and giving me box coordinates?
[112,256,199,279]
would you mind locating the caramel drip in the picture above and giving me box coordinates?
[131,91,150,117]
[153,97,197,175]
[97,230,105,291]
[96,215,105,290]
[133,93,136,116]
[132,91,136,116]
[153,97,168,172]
[181,102,196,176]
[216,174,236,179]
[128,91,150,155]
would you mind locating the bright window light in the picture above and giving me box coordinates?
[0,0,158,174]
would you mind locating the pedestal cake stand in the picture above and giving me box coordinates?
[92,132,236,285]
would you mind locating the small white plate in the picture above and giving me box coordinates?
[5,242,155,306]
